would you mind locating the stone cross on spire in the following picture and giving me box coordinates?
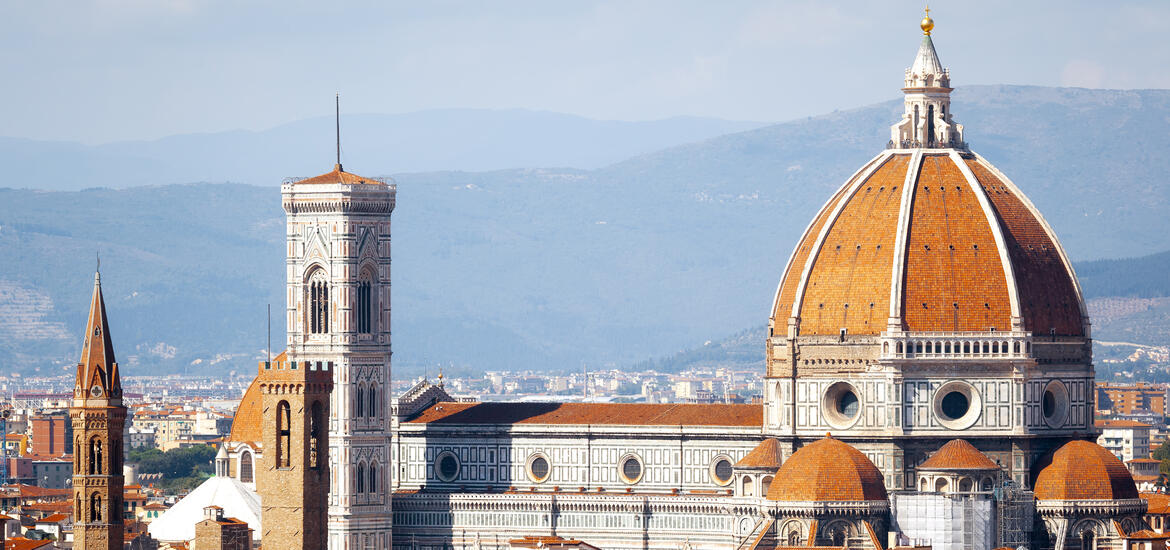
[890,8,965,149]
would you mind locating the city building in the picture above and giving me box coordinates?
[1098,419,1153,463]
[1098,382,1170,416]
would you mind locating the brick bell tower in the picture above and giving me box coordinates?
[256,356,333,549]
[71,269,126,550]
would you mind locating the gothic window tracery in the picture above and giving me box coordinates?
[307,268,330,334]
[355,384,366,418]
[357,268,375,334]
[367,385,378,418]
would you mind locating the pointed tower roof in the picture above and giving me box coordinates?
[75,270,121,403]
[910,34,944,77]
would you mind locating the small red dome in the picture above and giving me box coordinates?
[1034,440,1138,501]
[918,439,999,471]
[766,435,887,502]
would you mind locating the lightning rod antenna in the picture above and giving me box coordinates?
[336,93,342,170]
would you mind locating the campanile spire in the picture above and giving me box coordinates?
[76,269,121,403]
[890,8,965,149]
[71,269,127,550]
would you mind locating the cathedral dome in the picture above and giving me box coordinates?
[1033,440,1139,501]
[769,24,1085,340]
[765,435,887,502]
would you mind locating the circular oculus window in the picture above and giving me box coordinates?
[527,453,551,483]
[435,451,460,482]
[1042,379,1070,429]
[710,456,733,486]
[933,381,982,430]
[821,381,862,429]
[619,454,644,484]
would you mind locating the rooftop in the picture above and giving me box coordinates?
[404,401,762,427]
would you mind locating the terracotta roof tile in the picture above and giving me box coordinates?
[903,155,1011,331]
[1142,492,1170,514]
[228,351,285,445]
[290,164,387,186]
[4,539,54,550]
[735,438,783,469]
[966,158,1084,336]
[1096,419,1152,428]
[798,154,908,335]
[772,158,863,327]
[405,402,762,427]
[1034,440,1138,500]
[918,439,999,470]
[766,435,887,502]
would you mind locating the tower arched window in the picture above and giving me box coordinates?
[240,451,254,483]
[355,384,366,418]
[276,401,291,468]
[90,492,102,522]
[369,462,378,494]
[367,385,378,418]
[307,268,330,334]
[357,269,375,334]
[89,438,102,475]
[357,462,367,493]
[310,401,324,470]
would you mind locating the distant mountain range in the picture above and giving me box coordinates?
[3,85,1170,377]
[0,110,765,190]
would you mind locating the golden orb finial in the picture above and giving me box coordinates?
[920,5,934,35]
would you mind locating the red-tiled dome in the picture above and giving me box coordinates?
[918,439,999,471]
[769,151,1086,338]
[735,438,783,469]
[766,435,887,502]
[227,351,286,446]
[1034,440,1138,501]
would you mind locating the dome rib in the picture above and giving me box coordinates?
[798,154,908,335]
[969,154,1088,336]
[901,154,1013,332]
[770,151,888,330]
[788,151,895,323]
[951,150,1022,328]
[885,149,924,325]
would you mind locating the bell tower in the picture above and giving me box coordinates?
[282,161,396,549]
[256,356,333,550]
[70,270,126,550]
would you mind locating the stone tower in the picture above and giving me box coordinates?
[71,270,126,550]
[282,163,395,549]
[256,356,333,549]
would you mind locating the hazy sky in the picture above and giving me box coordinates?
[3,0,1168,144]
